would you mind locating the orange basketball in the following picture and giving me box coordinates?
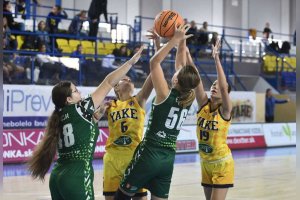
[154,10,184,38]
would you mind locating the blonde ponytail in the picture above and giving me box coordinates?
[178,89,195,108]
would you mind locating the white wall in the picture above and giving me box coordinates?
[248,0,281,33]
[224,0,243,36]
[171,0,213,26]
[289,0,296,35]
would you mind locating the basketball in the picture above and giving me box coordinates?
[154,10,184,38]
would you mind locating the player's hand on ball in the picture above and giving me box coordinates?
[172,24,193,43]
[146,29,160,40]
[147,29,161,50]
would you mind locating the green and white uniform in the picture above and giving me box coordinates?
[49,95,99,200]
[120,89,191,198]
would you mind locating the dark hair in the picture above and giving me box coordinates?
[55,5,62,11]
[77,44,82,50]
[4,1,10,9]
[37,21,45,31]
[112,48,119,56]
[28,81,72,180]
[177,65,201,108]
[38,43,46,51]
[266,88,271,96]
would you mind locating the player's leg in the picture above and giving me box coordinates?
[49,173,64,200]
[132,192,148,200]
[114,187,134,200]
[115,143,153,199]
[210,157,234,200]
[151,194,168,200]
[103,152,120,200]
[201,161,214,200]
[147,150,175,200]
[203,187,212,200]
[56,162,95,200]
[210,188,228,200]
[104,151,148,200]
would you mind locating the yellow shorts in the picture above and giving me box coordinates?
[201,155,234,188]
[103,150,147,196]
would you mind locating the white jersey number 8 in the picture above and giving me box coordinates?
[59,123,75,148]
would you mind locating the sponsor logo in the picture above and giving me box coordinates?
[282,124,292,140]
[199,143,213,153]
[156,131,167,138]
[231,99,253,122]
[129,101,134,106]
[113,135,132,146]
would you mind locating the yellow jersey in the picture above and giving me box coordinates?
[196,100,231,161]
[106,96,145,153]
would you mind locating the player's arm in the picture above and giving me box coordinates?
[91,45,144,109]
[93,102,111,123]
[150,24,192,104]
[186,47,208,108]
[136,29,161,108]
[212,39,232,119]
[175,39,187,71]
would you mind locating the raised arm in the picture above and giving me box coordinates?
[212,39,232,119]
[91,46,144,108]
[136,30,161,108]
[150,24,192,104]
[175,39,187,71]
[186,47,208,108]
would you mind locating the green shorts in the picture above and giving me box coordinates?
[120,141,175,198]
[49,160,94,200]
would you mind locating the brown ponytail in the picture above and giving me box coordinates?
[177,89,196,108]
[28,81,72,180]
[28,110,61,180]
[177,65,200,108]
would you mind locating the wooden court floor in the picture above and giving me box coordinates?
[2,150,296,200]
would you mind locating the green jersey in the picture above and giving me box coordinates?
[50,95,99,200]
[57,95,99,162]
[144,89,191,150]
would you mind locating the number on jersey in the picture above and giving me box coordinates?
[59,123,75,148]
[165,107,188,130]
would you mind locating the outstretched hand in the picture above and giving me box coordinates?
[128,44,145,65]
[93,101,111,122]
[172,24,193,43]
[212,38,221,59]
[146,29,160,40]
[147,29,161,50]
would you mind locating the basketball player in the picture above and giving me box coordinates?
[103,31,161,200]
[27,46,144,200]
[192,38,234,200]
[114,24,200,200]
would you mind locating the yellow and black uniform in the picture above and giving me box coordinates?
[103,96,147,196]
[196,99,234,188]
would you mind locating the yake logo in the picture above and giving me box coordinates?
[231,99,253,122]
